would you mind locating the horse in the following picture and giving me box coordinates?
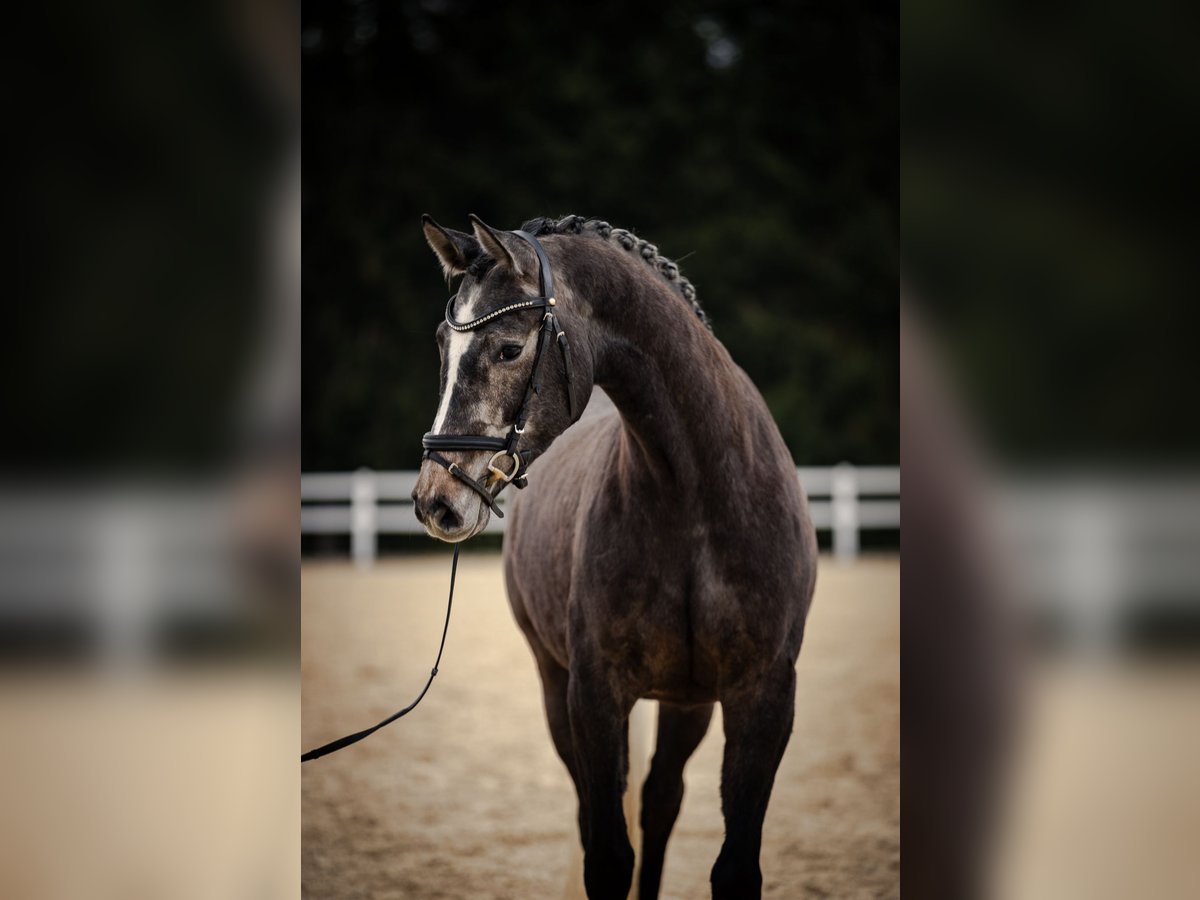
[412,213,817,900]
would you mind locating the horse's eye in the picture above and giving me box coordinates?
[498,344,523,362]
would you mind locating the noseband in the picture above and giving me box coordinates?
[420,230,575,518]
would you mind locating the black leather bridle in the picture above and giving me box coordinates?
[420,230,575,518]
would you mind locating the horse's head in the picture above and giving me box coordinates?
[412,215,589,541]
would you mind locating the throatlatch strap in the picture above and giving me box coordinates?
[300,544,460,762]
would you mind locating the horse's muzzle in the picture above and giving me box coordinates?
[412,460,490,542]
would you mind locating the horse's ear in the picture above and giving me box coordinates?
[422,214,480,280]
[468,213,535,281]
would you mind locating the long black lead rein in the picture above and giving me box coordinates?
[300,544,460,763]
[304,229,568,764]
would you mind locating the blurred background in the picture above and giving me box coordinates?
[300,2,900,899]
[14,0,1195,897]
[2,1,298,898]
[905,2,1200,898]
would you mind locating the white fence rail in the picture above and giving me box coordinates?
[301,464,900,567]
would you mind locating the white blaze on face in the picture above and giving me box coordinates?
[431,286,478,434]
[431,283,523,443]
[432,330,474,433]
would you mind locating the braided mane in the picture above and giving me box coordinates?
[520,214,712,331]
[463,214,710,329]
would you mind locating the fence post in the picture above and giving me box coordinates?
[832,462,859,563]
[1062,488,1120,659]
[96,498,153,672]
[351,467,377,569]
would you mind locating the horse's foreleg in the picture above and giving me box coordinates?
[711,665,796,900]
[533,656,591,900]
[567,663,635,900]
[536,654,595,860]
[537,654,580,788]
[637,701,714,900]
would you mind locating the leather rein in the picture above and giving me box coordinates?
[301,229,571,763]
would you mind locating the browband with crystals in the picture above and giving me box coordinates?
[444,296,552,332]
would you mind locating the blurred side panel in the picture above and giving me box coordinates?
[904,1,1200,897]
[0,0,299,897]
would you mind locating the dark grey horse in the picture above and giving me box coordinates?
[412,214,817,900]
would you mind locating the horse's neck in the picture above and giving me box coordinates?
[584,270,757,488]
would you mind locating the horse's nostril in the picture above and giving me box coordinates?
[430,498,462,532]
